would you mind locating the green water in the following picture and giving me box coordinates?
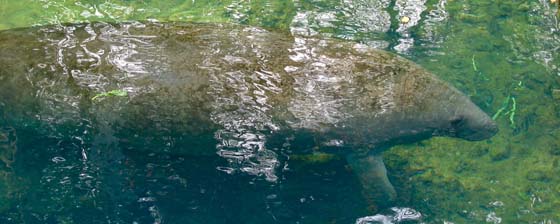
[1,0,559,223]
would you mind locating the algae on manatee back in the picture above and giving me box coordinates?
[92,89,128,102]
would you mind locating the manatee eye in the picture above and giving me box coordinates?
[450,116,466,129]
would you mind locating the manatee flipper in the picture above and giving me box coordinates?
[347,153,396,207]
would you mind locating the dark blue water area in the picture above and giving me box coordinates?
[1,120,388,223]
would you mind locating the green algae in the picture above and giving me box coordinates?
[507,97,517,128]
[492,96,510,120]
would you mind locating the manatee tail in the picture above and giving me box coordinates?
[346,153,396,209]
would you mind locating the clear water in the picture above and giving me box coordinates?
[0,0,559,223]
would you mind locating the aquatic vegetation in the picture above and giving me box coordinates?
[491,96,510,120]
[506,97,516,128]
[91,89,128,102]
[471,54,478,72]
[492,96,517,128]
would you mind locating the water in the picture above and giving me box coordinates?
[0,0,559,223]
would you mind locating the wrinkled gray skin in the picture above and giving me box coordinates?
[0,22,497,205]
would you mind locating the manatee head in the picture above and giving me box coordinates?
[444,99,498,141]
[385,61,499,143]
[415,79,499,142]
[340,51,500,148]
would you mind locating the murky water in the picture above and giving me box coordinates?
[0,0,559,223]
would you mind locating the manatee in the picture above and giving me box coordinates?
[0,22,497,205]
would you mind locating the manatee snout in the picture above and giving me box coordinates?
[451,104,498,141]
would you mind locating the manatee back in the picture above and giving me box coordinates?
[0,23,292,152]
[0,22,495,161]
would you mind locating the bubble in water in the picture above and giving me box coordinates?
[355,207,422,224]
